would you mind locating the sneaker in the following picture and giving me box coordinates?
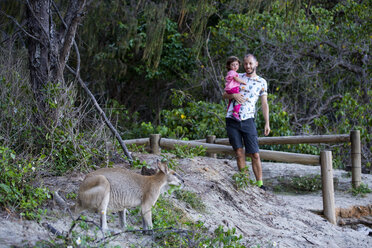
[259,185,267,191]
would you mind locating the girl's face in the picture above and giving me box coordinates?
[229,61,240,72]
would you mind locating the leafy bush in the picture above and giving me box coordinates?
[160,154,180,169]
[274,175,322,193]
[0,55,113,175]
[174,190,206,212]
[158,91,226,139]
[330,90,372,169]
[169,144,206,159]
[116,90,226,140]
[0,146,50,219]
[350,183,371,197]
[291,175,322,192]
[232,167,256,190]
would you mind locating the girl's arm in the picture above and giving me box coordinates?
[234,76,247,85]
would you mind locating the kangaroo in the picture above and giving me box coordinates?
[74,160,183,231]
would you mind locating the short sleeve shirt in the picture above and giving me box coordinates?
[226,74,268,120]
[224,70,240,91]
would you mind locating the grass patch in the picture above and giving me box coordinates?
[349,183,371,197]
[273,175,322,193]
[232,167,256,190]
[174,189,206,212]
[168,144,206,158]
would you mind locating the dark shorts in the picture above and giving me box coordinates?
[226,117,259,154]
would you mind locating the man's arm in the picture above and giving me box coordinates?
[222,92,246,104]
[260,95,270,136]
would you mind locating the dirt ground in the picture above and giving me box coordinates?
[0,153,371,247]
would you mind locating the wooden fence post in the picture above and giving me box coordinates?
[320,150,336,225]
[150,134,161,154]
[206,135,217,158]
[350,130,361,188]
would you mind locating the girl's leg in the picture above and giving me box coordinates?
[232,103,241,121]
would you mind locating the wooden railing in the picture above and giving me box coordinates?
[124,130,362,225]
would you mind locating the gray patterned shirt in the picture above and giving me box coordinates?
[226,74,268,120]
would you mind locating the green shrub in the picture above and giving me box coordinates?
[0,146,50,219]
[232,167,256,190]
[43,127,101,175]
[169,144,206,158]
[330,90,372,169]
[174,190,206,212]
[350,183,371,197]
[202,225,244,248]
[160,154,180,169]
[274,175,322,193]
[291,175,322,192]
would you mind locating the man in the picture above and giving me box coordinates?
[223,54,270,190]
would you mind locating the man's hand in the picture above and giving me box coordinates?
[222,92,246,104]
[264,122,270,136]
[232,93,246,104]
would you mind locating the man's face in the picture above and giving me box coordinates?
[244,56,258,75]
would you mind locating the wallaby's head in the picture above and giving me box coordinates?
[157,160,184,186]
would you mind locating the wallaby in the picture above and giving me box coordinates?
[74,160,183,231]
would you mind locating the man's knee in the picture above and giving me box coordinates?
[249,153,260,160]
[235,148,245,158]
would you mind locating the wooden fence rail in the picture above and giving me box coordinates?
[159,138,320,165]
[124,132,361,185]
[123,131,362,224]
[195,134,350,145]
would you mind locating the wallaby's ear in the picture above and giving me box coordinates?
[157,160,169,174]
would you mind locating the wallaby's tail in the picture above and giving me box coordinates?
[53,189,74,220]
[77,174,111,211]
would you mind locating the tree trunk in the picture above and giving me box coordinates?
[26,0,85,117]
[27,0,51,111]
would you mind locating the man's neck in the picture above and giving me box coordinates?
[245,72,257,78]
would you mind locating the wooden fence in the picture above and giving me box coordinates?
[124,130,362,225]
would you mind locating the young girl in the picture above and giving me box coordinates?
[224,56,246,121]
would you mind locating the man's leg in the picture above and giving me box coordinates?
[236,148,246,171]
[249,153,262,182]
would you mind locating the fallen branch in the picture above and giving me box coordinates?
[67,65,133,164]
[96,226,193,244]
[50,0,133,164]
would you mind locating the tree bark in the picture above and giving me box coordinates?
[26,0,86,113]
[27,0,51,111]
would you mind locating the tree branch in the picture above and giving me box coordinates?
[0,9,41,43]
[66,64,133,164]
[58,0,86,80]
[51,0,132,164]
[25,0,51,46]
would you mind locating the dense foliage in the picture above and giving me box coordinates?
[0,0,370,229]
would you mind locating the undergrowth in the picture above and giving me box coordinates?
[36,193,244,247]
[349,183,371,197]
[232,167,257,190]
[0,146,50,220]
[273,175,322,193]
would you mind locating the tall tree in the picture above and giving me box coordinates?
[26,0,86,112]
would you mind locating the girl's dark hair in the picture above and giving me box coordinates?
[226,56,241,70]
